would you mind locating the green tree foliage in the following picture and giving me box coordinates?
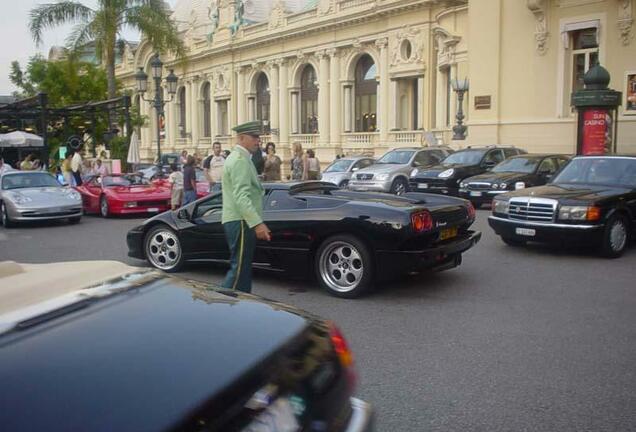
[10,55,108,106]
[29,0,185,99]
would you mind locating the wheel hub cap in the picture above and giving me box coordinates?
[320,241,364,293]
[610,222,627,251]
[147,231,181,270]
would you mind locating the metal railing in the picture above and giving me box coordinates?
[388,131,424,145]
[290,134,318,148]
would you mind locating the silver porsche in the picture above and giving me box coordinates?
[0,171,82,227]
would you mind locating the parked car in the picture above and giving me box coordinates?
[0,260,373,431]
[459,154,571,207]
[488,155,636,257]
[127,181,481,298]
[75,173,171,217]
[409,146,527,197]
[321,156,376,188]
[348,147,453,195]
[0,171,82,227]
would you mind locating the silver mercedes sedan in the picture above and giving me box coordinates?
[0,171,82,227]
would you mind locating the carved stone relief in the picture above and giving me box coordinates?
[391,26,424,67]
[618,0,634,45]
[269,0,287,30]
[433,27,460,67]
[527,0,549,55]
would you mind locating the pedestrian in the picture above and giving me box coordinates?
[0,156,12,175]
[203,141,225,192]
[61,152,74,185]
[263,142,281,181]
[180,150,188,166]
[306,149,321,180]
[251,139,265,176]
[168,163,184,210]
[221,120,271,293]
[94,159,109,177]
[20,154,35,170]
[291,141,307,181]
[71,147,83,186]
[182,155,197,205]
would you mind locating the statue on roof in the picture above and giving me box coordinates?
[229,0,245,36]
[207,0,220,42]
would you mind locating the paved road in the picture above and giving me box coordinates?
[2,211,635,431]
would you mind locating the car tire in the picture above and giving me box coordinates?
[501,236,526,247]
[600,214,629,258]
[100,196,110,218]
[315,234,373,298]
[390,178,408,196]
[338,180,349,189]
[1,202,16,228]
[144,225,184,272]
[68,216,81,224]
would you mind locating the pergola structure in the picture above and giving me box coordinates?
[0,93,132,166]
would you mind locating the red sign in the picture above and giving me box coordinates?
[581,109,609,155]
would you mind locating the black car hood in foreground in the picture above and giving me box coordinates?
[0,276,309,432]
[465,171,534,184]
[500,183,632,203]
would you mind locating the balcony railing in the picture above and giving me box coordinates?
[342,132,378,146]
[290,134,318,148]
[338,0,375,10]
[388,131,424,146]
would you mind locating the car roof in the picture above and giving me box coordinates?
[572,154,636,159]
[507,153,570,159]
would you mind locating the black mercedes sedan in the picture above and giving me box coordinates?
[458,154,571,207]
[127,182,481,298]
[0,260,373,431]
[409,146,526,196]
[488,155,636,257]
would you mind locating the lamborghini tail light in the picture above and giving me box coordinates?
[411,210,433,233]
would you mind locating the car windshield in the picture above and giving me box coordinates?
[324,159,353,173]
[377,151,415,164]
[102,175,149,187]
[1,172,60,190]
[492,157,540,174]
[441,150,486,165]
[552,158,636,187]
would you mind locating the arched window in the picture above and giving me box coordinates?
[202,82,211,137]
[354,55,377,132]
[300,65,318,134]
[178,87,187,138]
[256,73,270,131]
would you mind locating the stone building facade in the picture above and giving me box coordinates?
[115,0,636,163]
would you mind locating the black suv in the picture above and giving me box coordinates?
[409,146,526,196]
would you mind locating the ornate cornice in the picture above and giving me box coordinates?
[375,37,388,49]
[618,0,634,46]
[527,0,549,55]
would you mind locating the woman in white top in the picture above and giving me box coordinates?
[306,149,320,180]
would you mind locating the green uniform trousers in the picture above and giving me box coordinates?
[222,220,256,293]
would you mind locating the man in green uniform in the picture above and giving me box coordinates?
[221,121,272,293]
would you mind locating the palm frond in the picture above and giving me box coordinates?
[29,1,94,46]
[124,3,186,60]
[65,21,96,52]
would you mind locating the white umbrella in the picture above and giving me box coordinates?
[126,131,140,165]
[0,131,44,148]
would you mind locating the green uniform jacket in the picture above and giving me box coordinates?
[222,145,264,228]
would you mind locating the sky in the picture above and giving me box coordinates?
[0,0,178,96]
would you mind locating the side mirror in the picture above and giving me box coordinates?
[483,161,496,170]
[177,208,190,220]
[351,167,359,172]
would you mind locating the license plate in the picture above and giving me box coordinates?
[147,207,159,212]
[243,398,300,432]
[515,227,536,237]
[439,227,458,241]
[470,191,482,197]
[417,183,428,189]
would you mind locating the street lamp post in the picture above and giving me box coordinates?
[135,53,178,170]
[451,78,469,140]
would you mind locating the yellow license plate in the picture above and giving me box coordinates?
[439,227,458,241]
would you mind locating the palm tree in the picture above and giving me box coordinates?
[30,0,185,99]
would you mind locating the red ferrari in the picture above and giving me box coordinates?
[152,167,211,199]
[76,174,171,217]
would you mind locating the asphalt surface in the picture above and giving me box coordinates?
[1,210,635,431]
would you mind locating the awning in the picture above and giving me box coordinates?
[0,131,44,148]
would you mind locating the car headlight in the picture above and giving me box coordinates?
[410,168,419,177]
[558,205,601,221]
[459,182,467,188]
[499,183,508,189]
[64,190,81,200]
[124,202,138,208]
[492,183,499,189]
[438,169,454,178]
[8,192,32,205]
[514,182,526,190]
[375,173,389,181]
[492,199,509,214]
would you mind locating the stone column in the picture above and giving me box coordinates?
[343,83,353,132]
[291,91,299,134]
[236,68,245,124]
[328,48,341,150]
[269,61,279,142]
[185,80,192,144]
[389,79,397,130]
[278,59,289,149]
[417,76,425,130]
[247,95,256,121]
[376,38,389,145]
[317,50,330,146]
[209,75,218,140]
[191,79,200,149]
